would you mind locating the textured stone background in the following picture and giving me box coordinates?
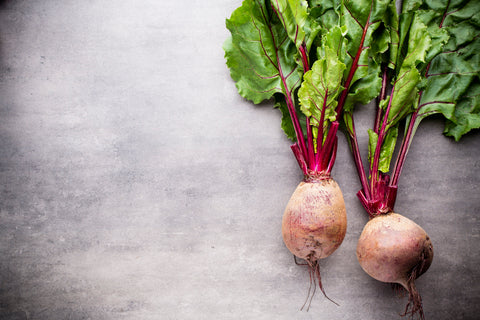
[0,1,479,319]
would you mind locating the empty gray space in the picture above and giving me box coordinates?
[0,1,479,319]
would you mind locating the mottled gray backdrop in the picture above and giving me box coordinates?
[0,1,479,319]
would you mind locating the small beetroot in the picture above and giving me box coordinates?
[357,213,433,319]
[341,0,477,317]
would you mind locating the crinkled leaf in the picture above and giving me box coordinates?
[341,0,393,70]
[443,0,480,51]
[271,0,321,51]
[401,14,432,69]
[309,0,341,33]
[412,0,480,140]
[371,23,393,67]
[340,0,394,112]
[224,0,302,104]
[444,82,480,140]
[393,9,439,74]
[344,63,383,110]
[383,1,399,70]
[371,11,430,171]
[315,24,347,62]
[298,44,346,142]
[401,0,422,12]
[384,12,433,131]
[394,1,447,70]
[311,0,393,113]
[415,10,450,66]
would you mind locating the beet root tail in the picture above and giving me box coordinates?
[401,279,425,320]
[295,256,339,311]
[400,248,429,320]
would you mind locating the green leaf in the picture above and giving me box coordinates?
[343,63,383,112]
[415,10,450,66]
[384,1,399,70]
[271,0,321,51]
[343,111,354,136]
[367,125,398,173]
[224,0,302,104]
[311,1,394,114]
[379,126,398,173]
[298,44,346,142]
[402,15,432,69]
[386,67,421,129]
[341,0,393,68]
[315,24,347,62]
[412,0,480,139]
[340,0,394,112]
[401,0,422,12]
[443,2,480,51]
[367,129,378,170]
[385,9,436,131]
[444,80,480,141]
[309,0,341,34]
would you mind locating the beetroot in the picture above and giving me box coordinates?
[283,178,347,262]
[357,213,433,318]
[282,176,347,309]
[224,0,350,309]
[341,0,478,317]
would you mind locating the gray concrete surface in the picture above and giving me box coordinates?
[0,1,478,319]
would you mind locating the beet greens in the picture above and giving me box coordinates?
[224,0,479,317]
[344,0,479,318]
[344,0,480,217]
[224,0,337,177]
[224,0,399,177]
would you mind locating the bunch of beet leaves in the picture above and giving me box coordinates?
[224,0,479,318]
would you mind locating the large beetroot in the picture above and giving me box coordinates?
[224,0,355,307]
[283,178,347,263]
[282,177,347,307]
